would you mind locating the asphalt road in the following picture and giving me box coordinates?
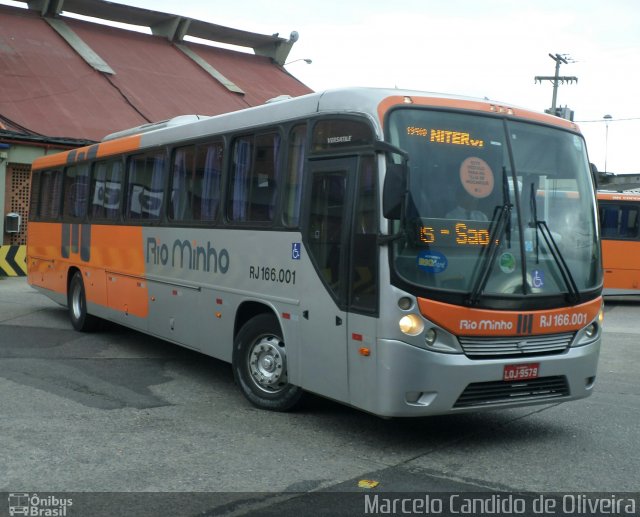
[0,277,638,516]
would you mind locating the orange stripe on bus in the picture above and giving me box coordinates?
[96,135,142,159]
[417,297,602,337]
[32,152,71,170]
[597,191,640,202]
[32,135,142,170]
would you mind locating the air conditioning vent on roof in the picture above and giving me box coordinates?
[265,95,293,104]
[102,114,210,141]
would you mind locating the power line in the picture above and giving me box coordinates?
[576,116,640,123]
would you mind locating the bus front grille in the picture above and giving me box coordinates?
[458,332,574,359]
[454,376,569,409]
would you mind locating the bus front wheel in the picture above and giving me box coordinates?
[68,271,99,332]
[232,313,303,411]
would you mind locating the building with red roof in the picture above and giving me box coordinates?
[0,0,313,274]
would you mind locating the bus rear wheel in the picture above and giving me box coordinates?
[68,271,99,332]
[232,313,303,411]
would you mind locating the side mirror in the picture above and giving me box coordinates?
[382,163,407,220]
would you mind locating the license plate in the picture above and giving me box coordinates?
[503,362,540,381]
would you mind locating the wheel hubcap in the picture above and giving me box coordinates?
[71,283,82,320]
[248,336,287,393]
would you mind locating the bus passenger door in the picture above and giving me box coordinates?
[299,158,354,403]
[345,155,380,413]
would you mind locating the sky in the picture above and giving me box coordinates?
[5,0,640,173]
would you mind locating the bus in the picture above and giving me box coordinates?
[8,493,30,516]
[27,87,603,417]
[598,189,640,296]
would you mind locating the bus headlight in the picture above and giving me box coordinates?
[572,317,601,347]
[399,314,424,336]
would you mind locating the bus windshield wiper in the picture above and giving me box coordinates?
[467,167,513,305]
[467,201,512,305]
[529,183,541,263]
[502,167,512,248]
[529,186,580,303]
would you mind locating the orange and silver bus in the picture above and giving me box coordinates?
[598,190,640,295]
[27,87,603,417]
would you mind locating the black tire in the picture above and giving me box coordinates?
[232,313,303,411]
[68,271,100,332]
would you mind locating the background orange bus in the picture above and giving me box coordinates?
[598,190,640,295]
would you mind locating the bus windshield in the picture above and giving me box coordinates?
[387,108,601,304]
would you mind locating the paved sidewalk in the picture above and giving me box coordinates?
[0,276,68,328]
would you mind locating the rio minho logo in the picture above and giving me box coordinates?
[8,493,73,516]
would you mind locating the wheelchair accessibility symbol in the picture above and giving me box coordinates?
[532,269,544,288]
[292,243,301,260]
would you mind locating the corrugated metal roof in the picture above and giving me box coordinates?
[0,4,313,142]
[17,0,291,51]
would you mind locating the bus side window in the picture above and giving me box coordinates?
[126,151,166,221]
[228,132,279,223]
[600,206,617,237]
[63,164,90,220]
[91,161,108,220]
[228,136,253,222]
[170,145,195,222]
[91,159,123,221]
[283,124,306,227]
[600,204,639,239]
[39,169,63,220]
[29,171,42,221]
[196,141,223,222]
[308,170,347,295]
[249,133,279,222]
[621,206,639,238]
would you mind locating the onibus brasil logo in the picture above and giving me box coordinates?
[8,493,73,516]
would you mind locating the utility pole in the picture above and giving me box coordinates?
[603,114,612,173]
[535,53,578,115]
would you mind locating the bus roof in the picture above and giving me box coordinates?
[32,87,580,170]
[598,189,640,202]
